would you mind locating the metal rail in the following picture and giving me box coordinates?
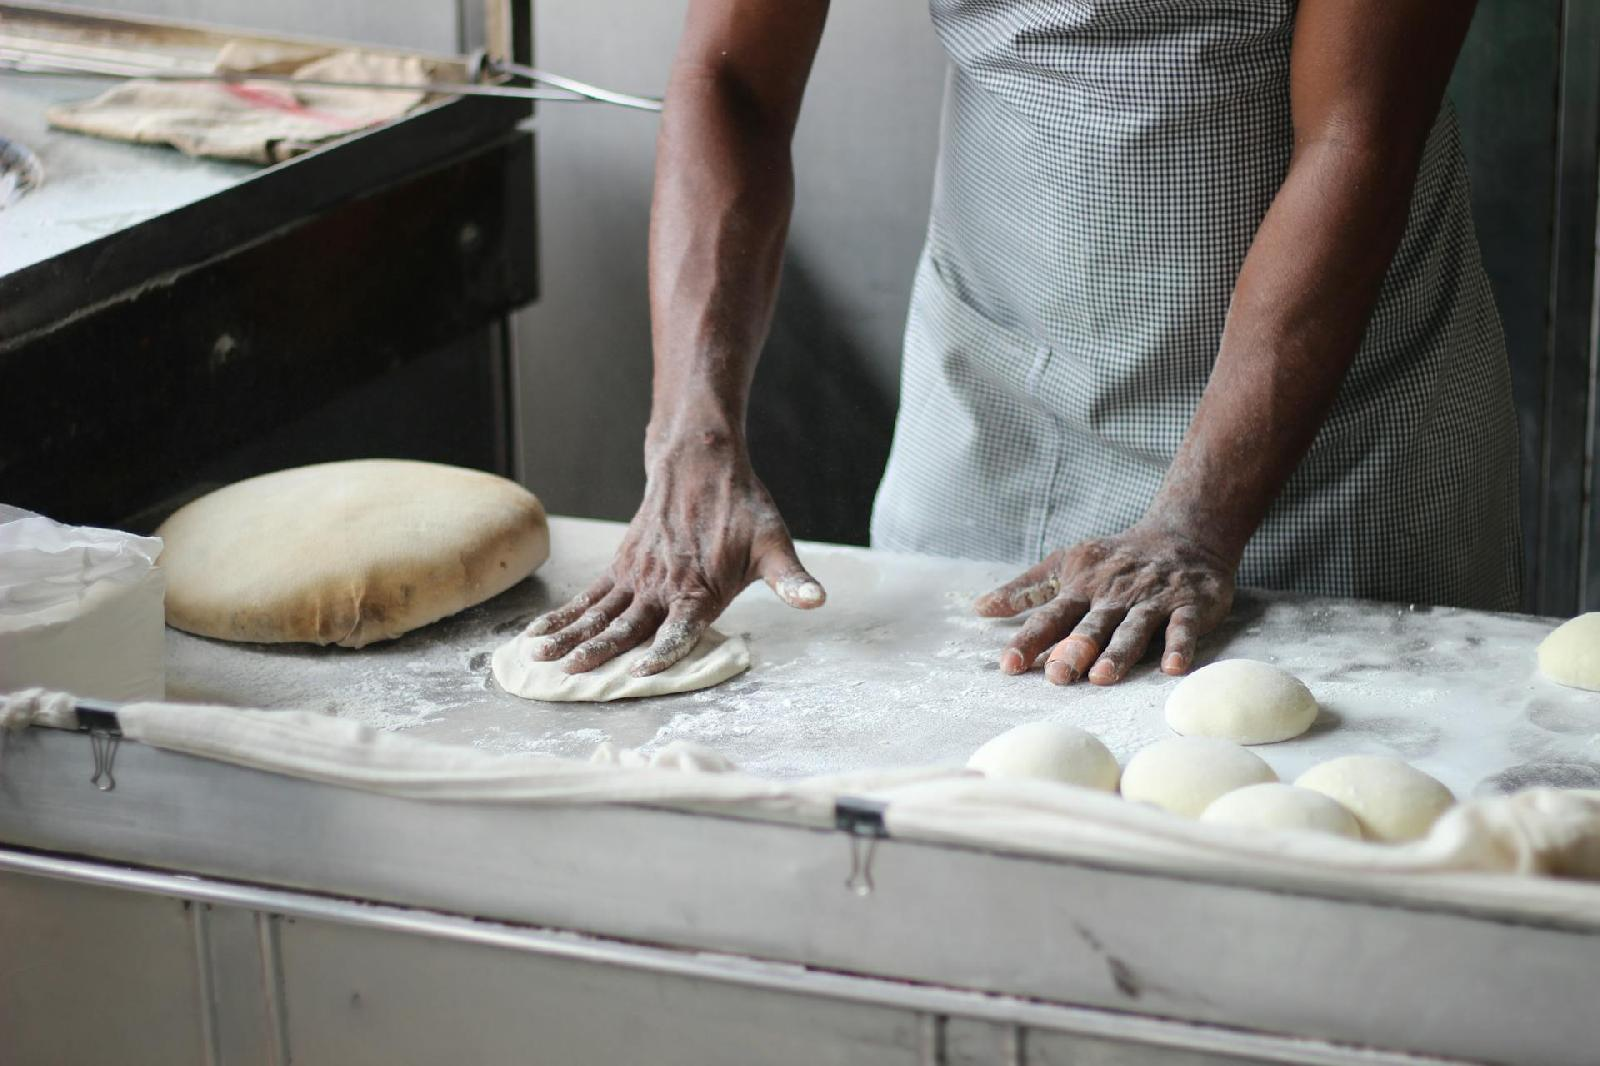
[0,35,663,111]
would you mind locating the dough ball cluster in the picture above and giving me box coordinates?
[966,659,1459,844]
[1158,747,1453,842]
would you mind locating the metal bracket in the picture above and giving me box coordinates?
[76,706,123,792]
[835,797,888,897]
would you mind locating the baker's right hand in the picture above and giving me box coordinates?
[524,439,825,676]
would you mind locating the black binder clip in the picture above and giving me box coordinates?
[76,704,123,793]
[835,796,888,897]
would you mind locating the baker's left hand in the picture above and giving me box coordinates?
[974,526,1235,685]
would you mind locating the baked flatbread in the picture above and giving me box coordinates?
[157,460,548,647]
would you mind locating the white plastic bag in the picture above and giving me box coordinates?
[0,506,166,701]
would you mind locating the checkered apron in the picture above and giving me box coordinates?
[870,0,1522,611]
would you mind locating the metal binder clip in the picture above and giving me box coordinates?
[835,797,888,896]
[76,706,123,792]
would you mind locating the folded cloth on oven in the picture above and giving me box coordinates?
[45,41,435,164]
[6,689,1600,902]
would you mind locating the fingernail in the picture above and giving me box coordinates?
[1162,653,1184,674]
[773,573,824,606]
[1045,660,1071,685]
[1000,649,1023,674]
[1089,661,1116,684]
[527,618,551,636]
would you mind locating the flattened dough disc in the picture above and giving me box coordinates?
[158,460,549,648]
[492,627,750,702]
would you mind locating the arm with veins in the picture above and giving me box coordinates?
[528,0,833,676]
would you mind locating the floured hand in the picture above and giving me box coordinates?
[525,436,824,677]
[975,525,1234,686]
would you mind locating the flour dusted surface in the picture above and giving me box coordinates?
[166,517,1600,793]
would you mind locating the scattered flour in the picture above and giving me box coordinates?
[161,522,1600,799]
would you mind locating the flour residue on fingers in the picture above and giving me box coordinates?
[630,616,707,678]
[772,571,826,608]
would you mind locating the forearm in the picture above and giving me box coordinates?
[1144,0,1476,567]
[1144,139,1420,564]
[645,42,816,458]
[532,57,829,671]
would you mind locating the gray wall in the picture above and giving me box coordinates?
[519,1,946,542]
[1450,6,1563,613]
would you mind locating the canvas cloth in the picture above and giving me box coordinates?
[46,41,434,164]
[6,689,1600,924]
[872,0,1522,611]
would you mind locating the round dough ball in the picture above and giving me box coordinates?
[967,721,1120,792]
[158,460,548,648]
[1538,613,1600,692]
[1200,783,1362,839]
[1164,659,1318,745]
[1294,755,1454,843]
[1119,737,1277,817]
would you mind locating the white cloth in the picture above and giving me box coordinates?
[5,689,1600,910]
[871,776,1600,880]
[0,688,939,814]
[47,44,436,165]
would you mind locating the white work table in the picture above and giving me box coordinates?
[169,516,1599,797]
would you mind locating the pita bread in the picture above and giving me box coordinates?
[157,460,548,647]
